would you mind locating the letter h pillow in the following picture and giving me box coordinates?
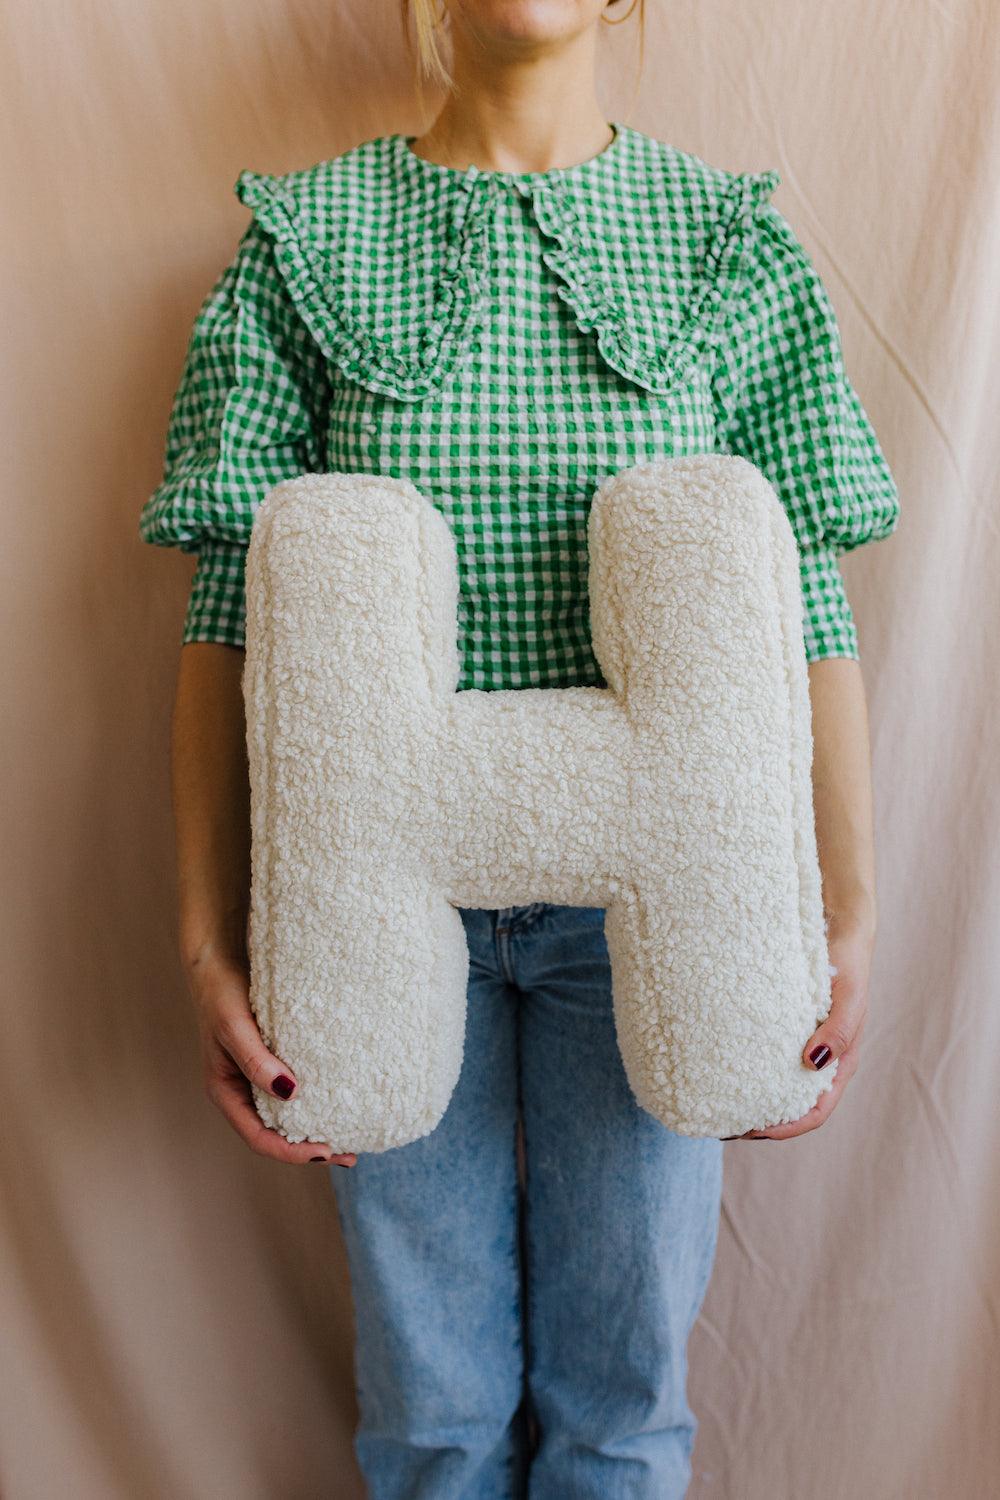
[242,454,837,1152]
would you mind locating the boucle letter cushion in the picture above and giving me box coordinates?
[242,454,838,1152]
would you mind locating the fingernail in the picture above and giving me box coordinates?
[272,1074,295,1099]
[809,1044,832,1068]
[309,1155,327,1163]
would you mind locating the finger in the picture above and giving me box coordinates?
[720,1041,850,1141]
[206,1061,357,1166]
[743,1042,861,1140]
[191,966,357,1167]
[214,1006,301,1104]
[207,1065,319,1162]
[214,1023,359,1166]
[802,961,867,1072]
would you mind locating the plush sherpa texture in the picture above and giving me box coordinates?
[242,454,838,1151]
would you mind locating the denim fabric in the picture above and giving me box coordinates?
[330,902,724,1499]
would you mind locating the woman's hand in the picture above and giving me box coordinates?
[187,951,358,1169]
[722,907,874,1141]
[169,645,355,1167]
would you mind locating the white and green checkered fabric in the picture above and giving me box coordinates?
[139,121,899,686]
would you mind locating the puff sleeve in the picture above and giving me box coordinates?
[138,218,331,647]
[712,199,901,663]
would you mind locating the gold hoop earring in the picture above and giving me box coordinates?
[601,0,640,21]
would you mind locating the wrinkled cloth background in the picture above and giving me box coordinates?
[2,2,998,1496]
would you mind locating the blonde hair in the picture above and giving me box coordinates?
[400,0,645,108]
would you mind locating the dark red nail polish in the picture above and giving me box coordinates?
[309,1155,327,1162]
[809,1044,832,1068]
[272,1074,295,1099]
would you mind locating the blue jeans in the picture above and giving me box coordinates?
[330,902,724,1499]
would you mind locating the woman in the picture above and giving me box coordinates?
[139,1,899,1494]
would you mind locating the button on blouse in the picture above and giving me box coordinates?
[138,121,900,686]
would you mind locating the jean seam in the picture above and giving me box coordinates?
[516,983,536,1486]
[495,925,516,984]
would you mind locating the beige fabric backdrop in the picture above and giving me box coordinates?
[3,1,998,1495]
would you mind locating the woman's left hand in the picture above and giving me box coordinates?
[722,908,874,1141]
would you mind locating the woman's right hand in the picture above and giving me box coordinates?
[187,952,357,1169]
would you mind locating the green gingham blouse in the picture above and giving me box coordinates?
[139,121,900,689]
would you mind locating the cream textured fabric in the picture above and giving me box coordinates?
[243,454,837,1151]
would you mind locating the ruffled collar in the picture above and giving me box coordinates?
[234,124,780,402]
